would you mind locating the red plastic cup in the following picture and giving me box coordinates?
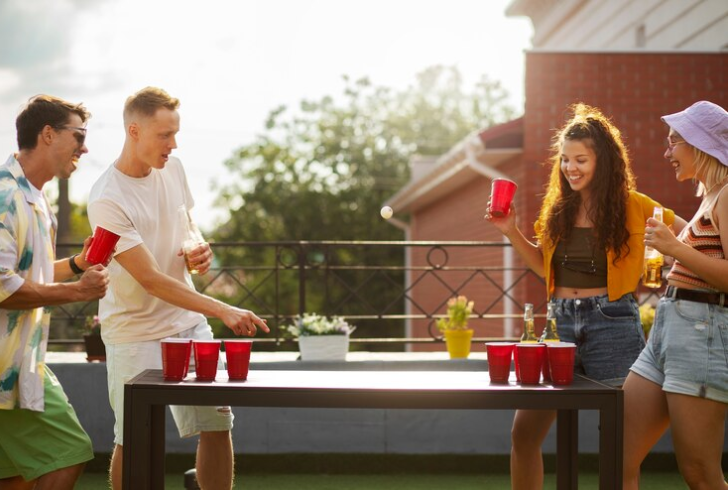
[541,342,556,382]
[489,178,518,218]
[224,339,253,381]
[86,226,121,265]
[193,340,221,381]
[161,338,192,381]
[486,342,515,383]
[547,342,577,386]
[516,344,546,384]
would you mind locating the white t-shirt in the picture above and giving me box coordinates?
[87,157,204,344]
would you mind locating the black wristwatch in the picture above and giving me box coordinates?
[69,254,85,275]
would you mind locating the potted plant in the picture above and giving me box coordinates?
[285,313,355,361]
[437,295,475,359]
[82,315,106,362]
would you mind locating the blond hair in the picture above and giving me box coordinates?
[123,87,179,124]
[694,148,728,196]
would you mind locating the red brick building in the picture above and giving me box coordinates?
[387,51,728,350]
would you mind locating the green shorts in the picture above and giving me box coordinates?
[0,367,93,481]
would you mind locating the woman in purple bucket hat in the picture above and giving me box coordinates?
[623,101,728,489]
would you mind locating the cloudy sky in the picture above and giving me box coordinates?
[0,0,533,229]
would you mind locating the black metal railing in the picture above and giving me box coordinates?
[49,241,663,350]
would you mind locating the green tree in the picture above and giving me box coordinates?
[209,66,517,348]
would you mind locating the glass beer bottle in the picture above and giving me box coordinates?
[539,303,560,342]
[178,205,205,275]
[642,207,664,289]
[521,303,539,343]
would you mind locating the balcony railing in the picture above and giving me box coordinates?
[49,241,662,350]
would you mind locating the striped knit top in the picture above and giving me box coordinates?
[666,186,727,291]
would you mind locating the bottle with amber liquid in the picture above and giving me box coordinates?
[521,303,539,343]
[539,303,559,382]
[539,303,560,343]
[515,303,539,382]
[178,205,205,275]
[643,207,664,289]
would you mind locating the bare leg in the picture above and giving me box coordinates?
[196,431,233,490]
[666,393,728,489]
[0,476,35,490]
[511,409,557,490]
[34,463,86,490]
[110,444,123,490]
[622,373,670,490]
[0,462,85,490]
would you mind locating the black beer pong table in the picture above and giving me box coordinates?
[123,370,622,489]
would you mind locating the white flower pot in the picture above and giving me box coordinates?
[298,334,349,361]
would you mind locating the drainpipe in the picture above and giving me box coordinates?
[464,134,514,338]
[383,216,413,351]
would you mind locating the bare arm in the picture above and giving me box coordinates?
[0,265,109,310]
[484,203,545,277]
[53,237,95,282]
[115,244,269,336]
[648,194,728,291]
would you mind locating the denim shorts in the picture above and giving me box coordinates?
[106,321,234,445]
[631,296,728,403]
[551,293,645,386]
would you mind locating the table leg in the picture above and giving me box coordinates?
[123,387,166,490]
[556,409,578,490]
[599,391,623,489]
[151,404,166,489]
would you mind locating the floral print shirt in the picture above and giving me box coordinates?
[0,154,56,411]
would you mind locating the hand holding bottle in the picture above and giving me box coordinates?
[178,205,209,275]
[643,207,665,288]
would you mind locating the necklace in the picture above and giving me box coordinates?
[706,178,728,195]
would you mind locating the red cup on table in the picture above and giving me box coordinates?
[488,178,518,218]
[161,338,192,381]
[193,340,221,381]
[547,342,577,386]
[516,344,546,385]
[86,226,121,265]
[541,344,553,382]
[224,339,253,381]
[485,342,515,383]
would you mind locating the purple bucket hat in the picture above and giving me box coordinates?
[662,101,728,166]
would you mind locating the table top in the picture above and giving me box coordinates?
[128,369,617,395]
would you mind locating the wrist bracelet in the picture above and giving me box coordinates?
[69,254,85,275]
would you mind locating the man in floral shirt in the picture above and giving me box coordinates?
[0,95,109,489]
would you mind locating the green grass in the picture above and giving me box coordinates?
[75,471,698,490]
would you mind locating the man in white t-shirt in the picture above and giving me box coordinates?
[88,87,268,490]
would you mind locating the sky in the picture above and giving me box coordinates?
[0,0,533,231]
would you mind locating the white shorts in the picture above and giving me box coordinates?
[106,321,234,445]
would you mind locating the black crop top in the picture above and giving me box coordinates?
[552,227,608,288]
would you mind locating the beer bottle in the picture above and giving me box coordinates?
[642,207,664,289]
[539,303,560,342]
[178,205,205,275]
[521,303,539,343]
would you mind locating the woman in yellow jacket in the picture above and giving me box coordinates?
[486,103,686,490]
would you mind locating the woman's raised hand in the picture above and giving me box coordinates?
[484,202,517,238]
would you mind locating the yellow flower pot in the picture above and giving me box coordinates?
[444,329,473,359]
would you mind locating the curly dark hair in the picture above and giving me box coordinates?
[536,103,636,262]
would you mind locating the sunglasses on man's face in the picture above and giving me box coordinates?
[56,126,87,146]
